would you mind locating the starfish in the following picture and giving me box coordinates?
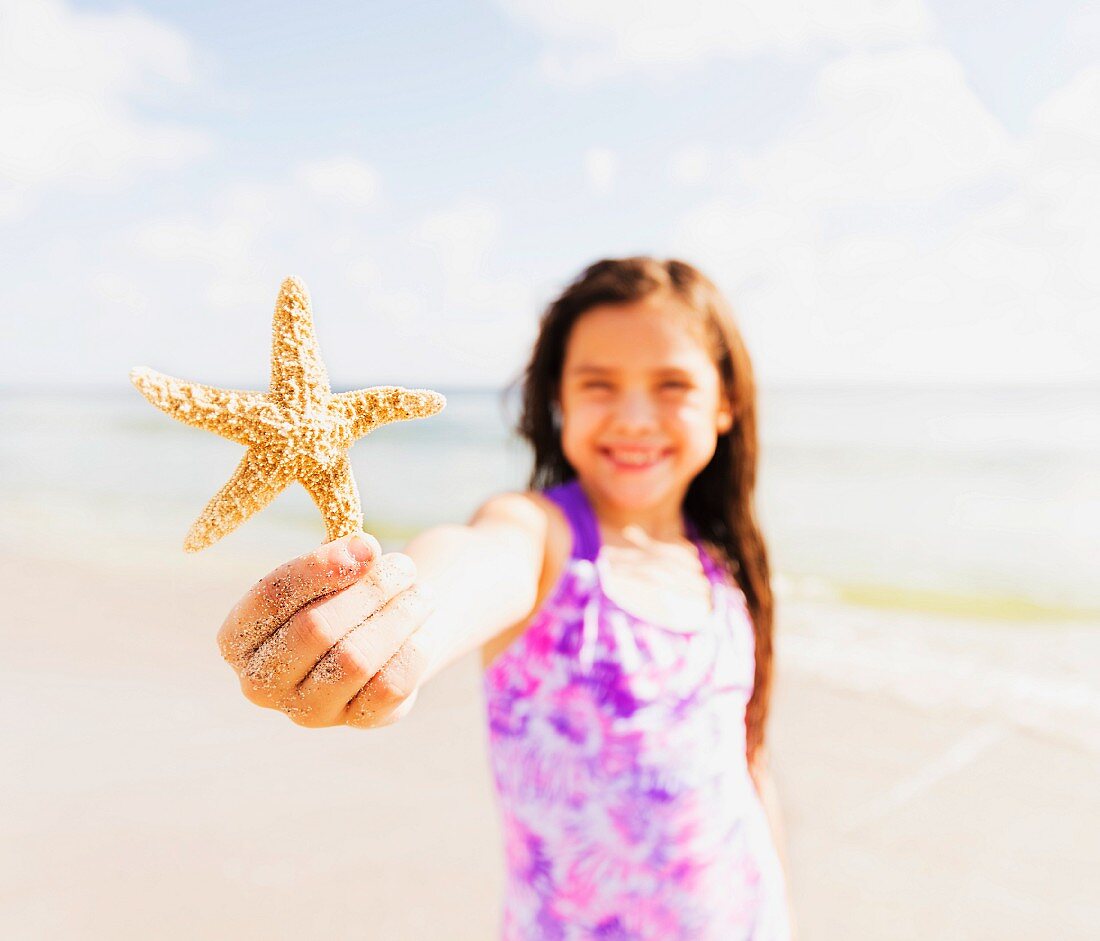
[130,275,446,553]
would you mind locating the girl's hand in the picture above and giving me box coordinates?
[216,532,437,729]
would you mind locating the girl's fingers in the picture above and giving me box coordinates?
[217,531,382,672]
[239,552,418,705]
[342,632,431,729]
[286,581,435,728]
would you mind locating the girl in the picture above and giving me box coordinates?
[218,256,794,939]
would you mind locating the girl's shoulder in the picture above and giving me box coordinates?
[475,490,576,673]
[469,488,573,562]
[487,488,576,593]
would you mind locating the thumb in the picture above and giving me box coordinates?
[340,531,383,569]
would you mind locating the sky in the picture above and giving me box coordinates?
[1,0,1098,389]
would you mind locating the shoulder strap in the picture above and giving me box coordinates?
[541,478,600,562]
[685,516,724,584]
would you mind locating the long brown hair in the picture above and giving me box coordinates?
[504,256,775,768]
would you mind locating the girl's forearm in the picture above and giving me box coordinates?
[399,524,485,685]
[398,519,541,688]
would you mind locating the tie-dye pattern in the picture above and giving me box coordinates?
[482,480,791,940]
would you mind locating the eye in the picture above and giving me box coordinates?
[581,381,612,390]
[660,380,690,390]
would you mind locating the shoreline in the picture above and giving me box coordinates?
[6,489,1096,624]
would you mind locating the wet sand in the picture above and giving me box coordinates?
[2,544,1097,940]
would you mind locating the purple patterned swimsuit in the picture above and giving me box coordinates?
[482,480,791,940]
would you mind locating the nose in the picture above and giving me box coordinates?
[610,388,659,432]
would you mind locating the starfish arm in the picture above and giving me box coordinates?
[269,276,332,411]
[130,367,266,447]
[184,450,294,552]
[299,454,364,543]
[332,386,446,440]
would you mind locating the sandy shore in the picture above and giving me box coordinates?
[2,540,1097,940]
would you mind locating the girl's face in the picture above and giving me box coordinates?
[557,296,733,527]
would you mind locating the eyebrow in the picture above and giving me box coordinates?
[567,364,693,377]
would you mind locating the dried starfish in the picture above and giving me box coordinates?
[130,275,445,552]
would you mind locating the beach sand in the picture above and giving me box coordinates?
[2,540,1097,940]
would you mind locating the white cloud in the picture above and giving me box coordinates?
[90,272,149,315]
[133,158,388,313]
[408,199,539,380]
[736,47,1020,205]
[124,176,537,388]
[135,181,281,312]
[496,0,932,83]
[345,254,383,287]
[584,147,618,193]
[671,51,1100,383]
[415,199,534,319]
[296,156,380,207]
[669,144,713,185]
[0,0,211,220]
[1031,63,1100,147]
[1065,6,1100,61]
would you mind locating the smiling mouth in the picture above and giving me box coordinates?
[600,447,673,470]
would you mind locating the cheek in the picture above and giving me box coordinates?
[669,400,709,425]
[562,399,607,432]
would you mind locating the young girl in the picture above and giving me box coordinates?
[218,256,794,939]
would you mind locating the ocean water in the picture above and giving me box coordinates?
[1,383,1097,614]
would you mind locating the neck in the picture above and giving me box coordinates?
[576,478,690,545]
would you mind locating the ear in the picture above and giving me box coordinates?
[716,405,734,434]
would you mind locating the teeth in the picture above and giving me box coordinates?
[608,450,662,465]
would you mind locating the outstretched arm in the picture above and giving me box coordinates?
[216,492,548,730]
[399,491,549,688]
